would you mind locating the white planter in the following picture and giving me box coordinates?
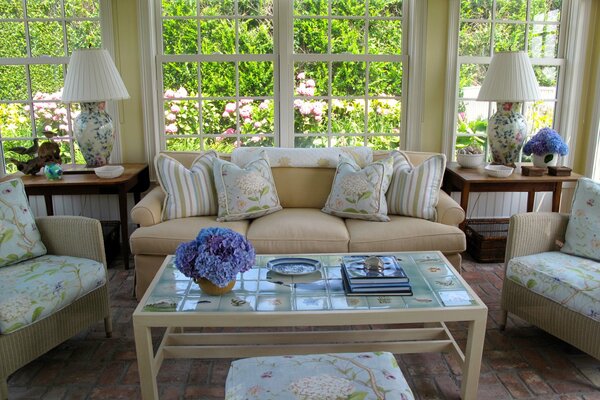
[532,153,559,168]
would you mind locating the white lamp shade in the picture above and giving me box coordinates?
[477,51,541,102]
[62,49,129,102]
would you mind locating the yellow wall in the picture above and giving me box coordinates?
[112,0,599,171]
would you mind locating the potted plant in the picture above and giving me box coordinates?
[523,128,568,168]
[175,227,256,295]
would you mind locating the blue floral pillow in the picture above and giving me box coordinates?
[561,178,600,261]
[0,179,46,267]
[322,155,394,221]
[213,151,282,222]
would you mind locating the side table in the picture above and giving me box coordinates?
[2,164,150,269]
[442,162,581,228]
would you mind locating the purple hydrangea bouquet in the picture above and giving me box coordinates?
[523,128,568,157]
[175,227,256,290]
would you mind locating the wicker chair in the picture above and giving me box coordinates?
[0,216,112,399]
[500,212,600,360]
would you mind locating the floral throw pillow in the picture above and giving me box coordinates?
[155,151,219,221]
[561,177,600,261]
[386,151,446,221]
[322,155,394,221]
[0,179,46,267]
[213,151,282,222]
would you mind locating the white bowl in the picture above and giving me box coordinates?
[484,164,514,178]
[456,153,484,168]
[94,165,124,179]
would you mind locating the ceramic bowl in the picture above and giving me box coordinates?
[94,165,124,179]
[456,153,485,168]
[484,164,514,178]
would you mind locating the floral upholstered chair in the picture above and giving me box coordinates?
[501,178,600,360]
[0,178,112,399]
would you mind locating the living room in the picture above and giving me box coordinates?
[1,0,599,399]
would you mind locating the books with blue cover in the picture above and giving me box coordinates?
[341,255,409,284]
[341,269,413,296]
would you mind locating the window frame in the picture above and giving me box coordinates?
[0,0,118,175]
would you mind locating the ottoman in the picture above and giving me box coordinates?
[225,352,415,399]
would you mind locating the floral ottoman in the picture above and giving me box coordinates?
[225,352,415,400]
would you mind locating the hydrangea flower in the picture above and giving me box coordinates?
[174,227,256,287]
[523,128,568,156]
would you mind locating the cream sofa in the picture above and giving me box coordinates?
[130,150,466,299]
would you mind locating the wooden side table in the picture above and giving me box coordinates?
[2,164,150,269]
[442,162,581,228]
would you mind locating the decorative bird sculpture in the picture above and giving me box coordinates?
[9,138,39,155]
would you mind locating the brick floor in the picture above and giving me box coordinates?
[6,254,600,399]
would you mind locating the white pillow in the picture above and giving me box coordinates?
[561,177,600,261]
[155,151,219,220]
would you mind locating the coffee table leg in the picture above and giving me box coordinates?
[461,316,486,399]
[134,324,159,400]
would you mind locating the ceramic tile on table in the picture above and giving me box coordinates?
[230,280,259,293]
[293,295,330,311]
[411,253,444,264]
[265,271,294,284]
[258,279,294,293]
[429,276,462,290]
[180,295,221,311]
[323,266,343,279]
[218,294,257,311]
[366,295,407,309]
[152,280,191,296]
[404,290,440,308]
[143,295,182,312]
[330,295,369,309]
[418,263,453,278]
[256,295,292,311]
[290,271,326,283]
[238,268,264,281]
[327,278,345,294]
[293,280,328,294]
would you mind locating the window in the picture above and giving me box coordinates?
[155,0,406,153]
[0,0,108,174]
[450,0,566,158]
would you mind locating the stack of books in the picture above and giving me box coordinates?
[341,255,412,296]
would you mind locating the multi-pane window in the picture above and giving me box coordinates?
[455,0,564,156]
[157,0,406,152]
[0,0,102,174]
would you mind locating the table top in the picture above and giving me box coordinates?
[445,162,582,184]
[137,252,485,316]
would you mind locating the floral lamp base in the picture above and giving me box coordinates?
[73,102,114,168]
[487,102,527,167]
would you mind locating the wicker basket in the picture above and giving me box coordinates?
[465,219,509,263]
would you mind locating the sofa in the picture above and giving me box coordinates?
[130,149,466,299]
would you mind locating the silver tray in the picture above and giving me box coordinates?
[266,257,321,276]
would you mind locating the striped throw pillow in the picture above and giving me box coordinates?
[155,152,219,221]
[386,151,446,221]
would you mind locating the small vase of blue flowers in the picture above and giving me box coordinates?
[523,128,568,168]
[175,227,256,295]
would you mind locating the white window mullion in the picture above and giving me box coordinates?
[278,0,293,147]
[442,0,461,158]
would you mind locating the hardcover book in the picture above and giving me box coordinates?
[341,255,409,284]
[341,271,413,296]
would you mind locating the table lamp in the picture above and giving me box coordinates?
[477,51,540,167]
[62,49,129,167]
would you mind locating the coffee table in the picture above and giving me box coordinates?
[133,251,488,399]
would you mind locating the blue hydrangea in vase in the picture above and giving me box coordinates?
[523,128,568,168]
[175,227,256,295]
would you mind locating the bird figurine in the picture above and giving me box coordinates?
[9,138,39,155]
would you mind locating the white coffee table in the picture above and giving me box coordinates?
[133,251,487,399]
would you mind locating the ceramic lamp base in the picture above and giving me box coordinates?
[73,102,114,168]
[487,102,527,167]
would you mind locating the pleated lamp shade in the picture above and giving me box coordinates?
[62,49,129,102]
[477,51,541,102]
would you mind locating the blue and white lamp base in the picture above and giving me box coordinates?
[73,102,114,167]
[487,102,527,167]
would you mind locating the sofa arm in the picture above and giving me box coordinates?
[35,216,107,267]
[131,186,165,227]
[436,191,465,226]
[505,212,569,261]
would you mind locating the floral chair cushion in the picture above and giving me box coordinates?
[213,151,282,222]
[0,254,107,334]
[225,352,414,400]
[386,151,446,221]
[0,179,46,267]
[155,151,219,221]
[561,177,600,261]
[322,155,394,222]
[506,251,600,321]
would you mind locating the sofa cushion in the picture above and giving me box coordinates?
[213,151,282,222]
[231,146,373,168]
[322,155,394,222]
[247,208,349,254]
[506,251,600,322]
[155,151,219,220]
[225,352,414,400]
[0,178,46,267]
[386,150,446,221]
[0,254,106,334]
[129,217,250,256]
[346,215,466,253]
[561,178,600,261]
